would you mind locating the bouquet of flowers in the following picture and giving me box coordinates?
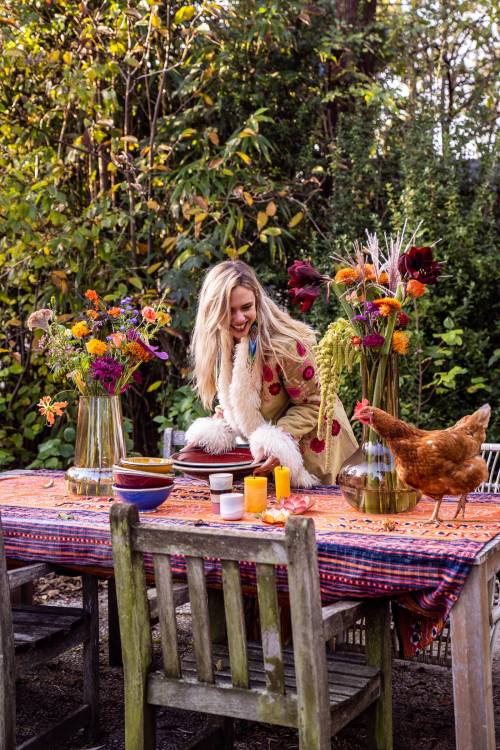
[28,290,171,425]
[288,227,441,512]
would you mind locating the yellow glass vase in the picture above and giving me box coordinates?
[65,395,125,496]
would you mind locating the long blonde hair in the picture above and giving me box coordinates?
[191,260,316,409]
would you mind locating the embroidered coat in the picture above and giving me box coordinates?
[185,335,358,487]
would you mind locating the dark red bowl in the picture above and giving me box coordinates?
[175,447,253,465]
[113,469,175,490]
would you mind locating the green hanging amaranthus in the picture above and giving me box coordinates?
[315,318,359,460]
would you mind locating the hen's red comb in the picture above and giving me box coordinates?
[354,398,370,417]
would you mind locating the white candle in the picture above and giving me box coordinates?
[219,492,244,521]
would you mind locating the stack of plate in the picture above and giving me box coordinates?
[172,447,261,481]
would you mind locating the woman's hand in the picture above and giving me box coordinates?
[253,455,280,475]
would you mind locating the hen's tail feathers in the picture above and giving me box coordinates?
[475,403,491,427]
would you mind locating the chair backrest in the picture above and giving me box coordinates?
[0,514,17,748]
[162,428,186,458]
[479,443,500,493]
[110,503,330,743]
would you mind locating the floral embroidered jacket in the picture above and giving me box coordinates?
[185,335,358,487]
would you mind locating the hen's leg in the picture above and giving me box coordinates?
[452,494,468,520]
[424,496,443,526]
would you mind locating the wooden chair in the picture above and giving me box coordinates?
[162,428,187,458]
[479,443,500,493]
[0,513,99,749]
[110,502,392,750]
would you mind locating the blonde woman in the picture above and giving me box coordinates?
[185,260,357,487]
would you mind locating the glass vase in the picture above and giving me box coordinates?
[338,352,420,514]
[65,395,125,496]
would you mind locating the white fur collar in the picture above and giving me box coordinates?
[218,338,265,439]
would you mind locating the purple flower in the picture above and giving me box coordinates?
[363,333,385,348]
[365,302,380,314]
[352,314,368,323]
[90,356,124,395]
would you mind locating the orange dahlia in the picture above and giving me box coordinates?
[407,279,426,298]
[335,267,359,285]
[86,339,107,356]
[126,341,153,362]
[392,331,409,355]
[373,297,402,317]
[71,321,90,338]
[85,289,99,304]
[357,263,376,281]
[108,307,122,318]
[378,271,389,285]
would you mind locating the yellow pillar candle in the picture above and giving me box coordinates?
[244,476,268,513]
[274,465,291,500]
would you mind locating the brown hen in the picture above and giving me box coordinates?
[352,403,491,524]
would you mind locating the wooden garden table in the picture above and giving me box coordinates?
[0,469,498,750]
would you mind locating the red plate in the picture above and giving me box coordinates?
[175,447,253,465]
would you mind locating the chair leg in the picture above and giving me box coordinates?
[108,578,123,667]
[82,574,100,742]
[365,599,393,750]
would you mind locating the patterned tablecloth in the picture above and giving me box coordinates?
[1,470,499,656]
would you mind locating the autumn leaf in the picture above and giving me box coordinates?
[239,128,256,138]
[174,5,196,24]
[236,151,252,166]
[243,191,253,206]
[288,211,304,228]
[207,129,219,145]
[257,211,268,231]
[265,201,277,216]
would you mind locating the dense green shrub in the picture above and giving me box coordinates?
[0,0,497,469]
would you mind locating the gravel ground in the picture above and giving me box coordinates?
[14,575,500,750]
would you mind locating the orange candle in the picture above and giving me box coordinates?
[274,465,291,500]
[244,476,268,513]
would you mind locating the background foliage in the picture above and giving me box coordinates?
[0,0,497,468]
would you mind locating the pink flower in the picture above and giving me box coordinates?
[296,341,307,357]
[331,419,341,436]
[269,382,281,396]
[141,306,157,323]
[302,364,315,381]
[310,437,325,453]
[262,365,274,382]
[286,386,302,400]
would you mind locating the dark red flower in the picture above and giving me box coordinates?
[296,341,307,357]
[310,437,325,453]
[269,382,281,396]
[287,260,323,289]
[331,419,341,436]
[262,365,274,382]
[286,386,302,399]
[303,365,315,381]
[289,286,321,313]
[396,311,409,329]
[398,246,441,285]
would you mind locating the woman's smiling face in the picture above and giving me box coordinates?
[228,285,256,339]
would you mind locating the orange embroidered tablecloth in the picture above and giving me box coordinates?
[1,470,499,656]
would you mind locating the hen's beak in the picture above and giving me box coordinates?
[351,413,360,422]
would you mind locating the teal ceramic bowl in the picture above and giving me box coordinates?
[112,483,174,511]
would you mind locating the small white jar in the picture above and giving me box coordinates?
[219,492,244,521]
[208,473,233,513]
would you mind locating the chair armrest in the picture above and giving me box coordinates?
[322,600,365,641]
[8,563,52,590]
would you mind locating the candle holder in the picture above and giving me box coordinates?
[208,473,233,514]
[220,493,244,521]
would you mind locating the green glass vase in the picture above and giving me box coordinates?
[338,353,420,514]
[65,395,125,496]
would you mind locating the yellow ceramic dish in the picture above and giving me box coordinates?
[120,456,173,474]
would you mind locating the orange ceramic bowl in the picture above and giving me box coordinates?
[119,457,173,474]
